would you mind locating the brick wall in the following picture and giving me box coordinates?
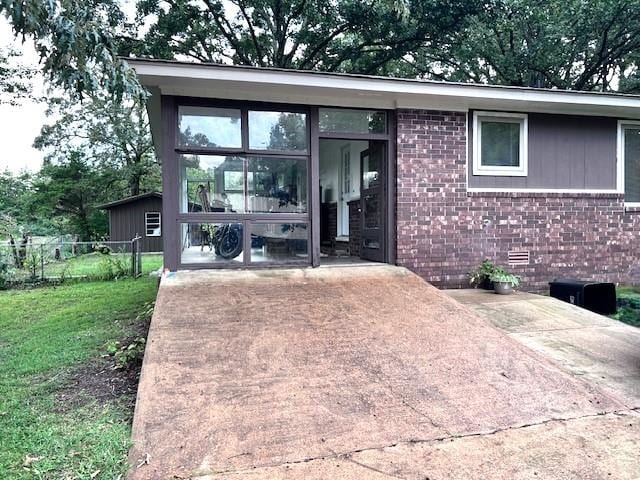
[396,109,640,290]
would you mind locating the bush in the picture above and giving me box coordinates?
[469,259,499,288]
[98,253,130,280]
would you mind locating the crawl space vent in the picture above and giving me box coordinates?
[508,250,530,266]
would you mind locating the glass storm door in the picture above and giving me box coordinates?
[360,142,385,262]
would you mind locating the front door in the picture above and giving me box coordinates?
[360,142,385,262]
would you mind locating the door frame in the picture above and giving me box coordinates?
[312,107,396,267]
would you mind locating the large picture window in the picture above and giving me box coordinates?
[473,111,528,176]
[621,123,640,205]
[176,102,310,267]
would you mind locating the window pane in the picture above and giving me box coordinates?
[625,127,640,202]
[247,157,308,213]
[481,121,521,167]
[179,155,245,213]
[248,111,307,151]
[319,108,387,134]
[181,222,244,264]
[178,107,242,149]
[145,213,161,236]
[250,223,308,263]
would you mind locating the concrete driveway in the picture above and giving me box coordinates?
[130,266,639,479]
[446,289,640,411]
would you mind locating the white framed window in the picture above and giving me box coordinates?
[145,212,162,237]
[618,121,640,207]
[473,111,528,176]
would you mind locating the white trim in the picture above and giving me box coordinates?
[127,59,640,117]
[466,187,622,194]
[127,59,640,111]
[145,211,162,237]
[618,120,640,203]
[472,111,528,177]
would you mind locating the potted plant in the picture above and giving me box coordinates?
[490,269,521,295]
[468,259,498,290]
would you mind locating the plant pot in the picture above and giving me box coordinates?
[494,281,514,295]
[480,278,495,290]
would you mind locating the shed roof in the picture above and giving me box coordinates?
[97,192,162,210]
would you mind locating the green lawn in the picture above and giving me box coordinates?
[0,277,159,479]
[45,253,163,278]
[9,253,163,282]
[612,285,640,327]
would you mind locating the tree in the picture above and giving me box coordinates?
[409,0,640,91]
[0,47,34,104]
[134,0,479,75]
[0,0,139,97]
[31,153,109,241]
[34,94,159,196]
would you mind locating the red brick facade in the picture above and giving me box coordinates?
[396,109,640,290]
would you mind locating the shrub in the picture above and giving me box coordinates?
[469,259,499,287]
[98,253,130,280]
[490,270,521,288]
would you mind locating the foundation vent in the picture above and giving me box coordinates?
[508,250,530,266]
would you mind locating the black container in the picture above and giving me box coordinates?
[549,279,617,315]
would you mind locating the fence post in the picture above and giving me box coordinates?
[40,244,44,281]
[137,237,142,278]
[131,238,136,277]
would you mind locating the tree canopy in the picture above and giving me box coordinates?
[3,0,640,95]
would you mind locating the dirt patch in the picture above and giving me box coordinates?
[54,309,152,415]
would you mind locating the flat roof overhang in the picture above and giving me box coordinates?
[125,58,640,158]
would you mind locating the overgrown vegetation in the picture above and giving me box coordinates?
[612,286,640,327]
[0,277,158,479]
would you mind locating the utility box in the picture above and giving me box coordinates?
[549,279,617,315]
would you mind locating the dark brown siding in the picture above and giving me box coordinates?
[469,113,618,190]
[108,196,163,252]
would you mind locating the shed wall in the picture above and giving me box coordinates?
[108,196,163,252]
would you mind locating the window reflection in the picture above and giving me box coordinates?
[250,223,308,263]
[181,222,245,264]
[248,111,307,151]
[179,155,308,214]
[319,108,386,134]
[179,155,245,213]
[178,107,242,148]
[248,157,307,213]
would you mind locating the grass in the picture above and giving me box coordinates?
[0,277,159,479]
[7,253,163,283]
[45,253,163,278]
[611,285,640,327]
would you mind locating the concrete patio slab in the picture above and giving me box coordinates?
[130,267,634,479]
[446,288,640,408]
[207,411,640,480]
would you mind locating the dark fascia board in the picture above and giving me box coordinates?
[97,192,162,210]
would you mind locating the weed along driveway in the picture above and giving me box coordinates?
[130,266,640,479]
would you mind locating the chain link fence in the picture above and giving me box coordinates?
[0,237,144,288]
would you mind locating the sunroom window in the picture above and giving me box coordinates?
[473,112,528,176]
[178,106,242,149]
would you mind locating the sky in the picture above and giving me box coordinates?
[0,18,48,174]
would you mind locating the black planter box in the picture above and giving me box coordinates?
[549,279,617,315]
